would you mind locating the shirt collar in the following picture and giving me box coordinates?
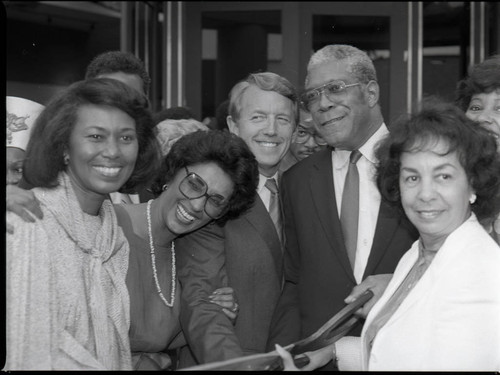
[258,172,279,193]
[333,123,389,169]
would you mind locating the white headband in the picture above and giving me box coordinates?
[6,96,45,151]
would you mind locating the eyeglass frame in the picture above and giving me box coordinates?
[300,80,362,111]
[293,127,328,146]
[179,166,230,219]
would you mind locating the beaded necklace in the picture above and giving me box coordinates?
[146,199,176,307]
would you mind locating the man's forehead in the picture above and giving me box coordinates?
[305,59,353,89]
[241,85,294,107]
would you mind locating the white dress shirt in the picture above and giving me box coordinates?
[332,123,389,283]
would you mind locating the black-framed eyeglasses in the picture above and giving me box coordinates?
[293,126,328,146]
[179,166,230,219]
[300,80,361,111]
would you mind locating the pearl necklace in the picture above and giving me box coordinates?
[146,199,176,307]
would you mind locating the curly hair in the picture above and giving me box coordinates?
[150,130,259,225]
[376,99,500,222]
[85,51,151,95]
[23,78,161,193]
[228,71,298,125]
[455,54,500,111]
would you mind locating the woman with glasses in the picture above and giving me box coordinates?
[6,126,258,370]
[115,129,259,370]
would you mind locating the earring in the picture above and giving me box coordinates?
[63,154,69,165]
[162,184,168,191]
[469,193,477,204]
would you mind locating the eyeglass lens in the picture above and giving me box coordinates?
[180,168,228,218]
[301,81,358,110]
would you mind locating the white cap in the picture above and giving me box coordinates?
[6,96,45,151]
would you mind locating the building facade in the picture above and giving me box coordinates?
[6,1,500,122]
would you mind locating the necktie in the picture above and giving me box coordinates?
[340,150,362,270]
[265,178,283,243]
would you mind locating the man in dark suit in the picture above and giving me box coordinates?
[266,44,418,366]
[176,72,298,367]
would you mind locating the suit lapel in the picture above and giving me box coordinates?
[363,201,403,278]
[309,150,355,283]
[244,196,283,278]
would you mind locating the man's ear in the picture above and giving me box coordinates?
[227,115,239,135]
[365,80,380,108]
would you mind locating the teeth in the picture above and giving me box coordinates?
[178,204,195,222]
[323,116,345,126]
[94,166,121,177]
[259,142,278,147]
[418,211,440,218]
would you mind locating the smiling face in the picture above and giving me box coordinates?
[67,104,139,209]
[465,89,500,152]
[160,162,234,235]
[227,85,295,177]
[306,60,376,150]
[399,138,474,250]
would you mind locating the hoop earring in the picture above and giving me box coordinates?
[63,154,69,165]
[162,184,168,191]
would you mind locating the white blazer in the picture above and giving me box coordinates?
[338,214,500,371]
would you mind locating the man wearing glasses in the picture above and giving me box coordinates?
[176,72,297,367]
[266,44,418,369]
[280,108,327,172]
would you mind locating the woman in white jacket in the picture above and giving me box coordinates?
[278,100,500,371]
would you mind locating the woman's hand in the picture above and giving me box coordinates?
[209,286,239,324]
[344,273,392,318]
[6,185,43,234]
[275,343,336,371]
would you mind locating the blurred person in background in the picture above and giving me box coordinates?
[455,54,500,244]
[280,108,327,172]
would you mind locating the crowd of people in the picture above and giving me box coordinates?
[5,45,500,371]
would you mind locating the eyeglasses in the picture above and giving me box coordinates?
[179,166,230,219]
[300,80,361,111]
[293,127,328,146]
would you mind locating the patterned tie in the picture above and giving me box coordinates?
[340,150,362,270]
[265,178,283,243]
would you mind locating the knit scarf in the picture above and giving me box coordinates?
[37,172,132,369]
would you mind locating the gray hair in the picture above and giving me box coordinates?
[306,44,378,86]
[228,72,298,122]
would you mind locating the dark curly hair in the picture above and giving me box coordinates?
[150,130,259,225]
[455,54,500,112]
[23,78,161,193]
[376,99,500,222]
[85,51,151,95]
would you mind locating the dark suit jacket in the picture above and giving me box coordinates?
[267,148,418,348]
[176,195,284,367]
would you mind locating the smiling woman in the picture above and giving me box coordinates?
[114,129,259,370]
[5,78,160,370]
